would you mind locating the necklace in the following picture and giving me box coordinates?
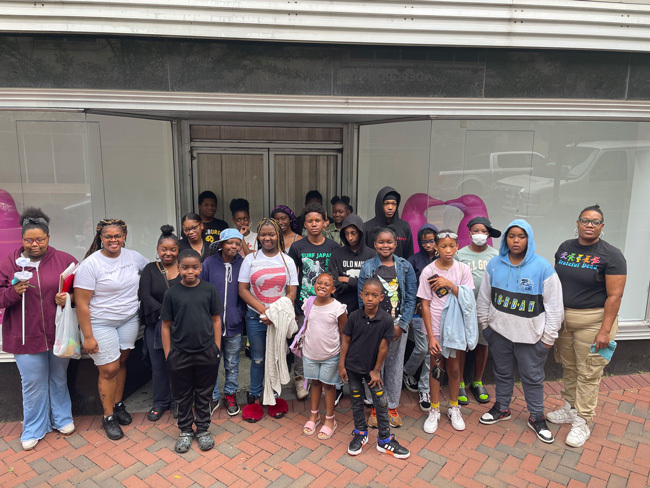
[435,260,453,271]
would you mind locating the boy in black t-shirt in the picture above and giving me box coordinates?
[339,278,410,459]
[161,249,223,454]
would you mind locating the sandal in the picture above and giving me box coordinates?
[242,403,264,423]
[196,431,215,451]
[303,410,321,436]
[469,381,490,404]
[317,415,337,440]
[174,432,194,453]
[268,398,288,419]
[147,407,166,421]
[458,382,469,405]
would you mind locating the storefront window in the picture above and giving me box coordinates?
[358,119,650,321]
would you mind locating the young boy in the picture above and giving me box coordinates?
[339,278,410,459]
[161,249,223,453]
[200,229,247,417]
[476,220,563,444]
[363,186,414,259]
[456,217,501,405]
[404,223,438,412]
[197,191,228,244]
[229,198,256,254]
[289,203,340,400]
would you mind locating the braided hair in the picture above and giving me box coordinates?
[254,218,294,282]
[85,218,127,259]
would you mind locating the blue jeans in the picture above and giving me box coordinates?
[246,312,268,397]
[212,333,242,399]
[14,350,73,442]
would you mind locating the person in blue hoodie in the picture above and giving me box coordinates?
[403,223,438,412]
[476,219,564,444]
[200,228,247,417]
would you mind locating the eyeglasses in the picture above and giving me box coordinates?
[420,239,436,246]
[101,234,124,241]
[578,218,603,227]
[23,237,47,245]
[437,232,458,239]
[182,224,201,234]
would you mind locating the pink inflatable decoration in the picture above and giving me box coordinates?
[0,189,22,327]
[402,192,493,253]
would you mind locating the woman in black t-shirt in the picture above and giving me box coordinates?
[549,204,626,448]
[139,225,182,421]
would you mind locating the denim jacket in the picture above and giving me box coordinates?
[358,255,417,332]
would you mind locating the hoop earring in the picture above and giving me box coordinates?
[155,254,161,262]
[574,228,579,238]
[599,230,605,239]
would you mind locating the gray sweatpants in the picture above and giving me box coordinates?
[483,326,549,421]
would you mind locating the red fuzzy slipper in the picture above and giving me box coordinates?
[242,403,264,423]
[267,398,288,419]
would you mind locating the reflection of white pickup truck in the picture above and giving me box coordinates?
[438,151,551,198]
[492,141,650,220]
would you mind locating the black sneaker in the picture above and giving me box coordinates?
[403,372,418,393]
[334,387,344,407]
[224,394,240,416]
[348,429,368,456]
[209,398,221,417]
[479,405,512,425]
[102,414,124,440]
[113,402,132,426]
[376,435,410,459]
[247,391,259,405]
[528,417,555,444]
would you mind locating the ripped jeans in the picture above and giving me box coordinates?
[348,370,391,440]
[246,312,268,398]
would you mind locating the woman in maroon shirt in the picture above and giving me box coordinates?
[0,208,77,451]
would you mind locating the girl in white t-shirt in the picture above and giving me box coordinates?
[301,272,347,440]
[418,230,474,436]
[238,218,298,422]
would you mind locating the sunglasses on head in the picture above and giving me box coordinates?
[437,232,458,240]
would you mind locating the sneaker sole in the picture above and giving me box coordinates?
[527,421,555,444]
[227,407,241,416]
[348,437,368,456]
[403,384,418,393]
[479,413,511,425]
[419,404,430,413]
[565,435,588,448]
[389,421,402,428]
[376,444,410,459]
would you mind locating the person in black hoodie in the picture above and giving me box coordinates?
[364,187,414,259]
[330,215,376,314]
[403,223,438,412]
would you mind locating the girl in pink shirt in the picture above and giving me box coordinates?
[418,230,473,435]
[301,273,347,440]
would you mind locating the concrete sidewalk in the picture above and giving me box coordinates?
[1,374,649,487]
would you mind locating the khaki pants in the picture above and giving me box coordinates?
[554,308,617,422]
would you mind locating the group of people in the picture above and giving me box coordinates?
[0,185,626,459]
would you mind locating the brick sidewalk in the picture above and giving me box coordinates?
[1,374,649,488]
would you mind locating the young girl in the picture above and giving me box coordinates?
[301,273,347,439]
[229,198,256,255]
[358,228,417,428]
[238,218,298,422]
[271,205,302,252]
[418,230,474,434]
[178,213,214,262]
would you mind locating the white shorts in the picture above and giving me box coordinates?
[88,313,140,366]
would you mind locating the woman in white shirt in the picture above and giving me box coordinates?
[75,219,149,441]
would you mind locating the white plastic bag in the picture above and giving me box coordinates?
[53,293,81,359]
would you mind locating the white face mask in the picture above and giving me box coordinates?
[471,234,488,246]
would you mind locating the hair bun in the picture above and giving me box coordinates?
[341,195,350,205]
[160,224,175,236]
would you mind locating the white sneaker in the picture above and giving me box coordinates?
[294,376,309,401]
[59,422,75,435]
[546,400,577,424]
[423,407,440,434]
[566,416,591,448]
[447,405,466,431]
[22,439,38,450]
